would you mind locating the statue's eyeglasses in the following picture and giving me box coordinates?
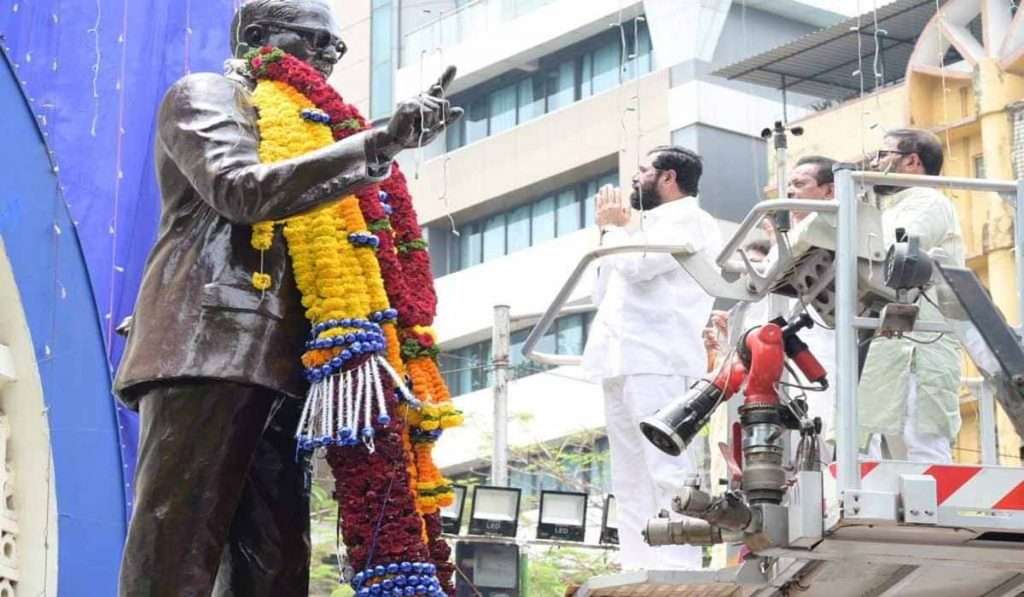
[257,20,347,57]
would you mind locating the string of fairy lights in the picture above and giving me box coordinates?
[3,4,1023,593]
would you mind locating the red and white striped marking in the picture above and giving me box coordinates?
[827,461,1024,511]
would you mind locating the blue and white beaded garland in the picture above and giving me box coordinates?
[295,311,420,454]
[378,190,394,216]
[300,107,331,124]
[349,230,381,249]
[350,561,443,597]
[303,311,398,380]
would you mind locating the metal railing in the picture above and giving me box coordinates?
[521,244,759,367]
[714,198,839,266]
[831,168,1024,502]
[519,171,1023,512]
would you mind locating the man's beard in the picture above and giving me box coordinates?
[630,182,661,210]
[871,162,900,196]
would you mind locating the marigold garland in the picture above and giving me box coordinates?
[246,46,458,596]
[278,54,461,515]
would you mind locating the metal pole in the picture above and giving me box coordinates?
[1015,179,1024,328]
[776,141,788,202]
[854,171,1016,193]
[979,381,998,465]
[492,305,510,487]
[781,75,789,124]
[833,165,860,498]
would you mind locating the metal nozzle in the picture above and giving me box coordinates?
[643,515,723,547]
[640,380,724,456]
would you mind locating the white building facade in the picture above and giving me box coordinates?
[330,0,860,540]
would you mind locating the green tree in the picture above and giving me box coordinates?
[509,430,621,595]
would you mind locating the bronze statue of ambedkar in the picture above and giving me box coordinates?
[114,1,461,594]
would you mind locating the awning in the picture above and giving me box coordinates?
[712,0,951,99]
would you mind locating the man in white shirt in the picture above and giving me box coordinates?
[583,146,721,571]
[859,129,965,463]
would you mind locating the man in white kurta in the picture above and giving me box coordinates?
[583,146,721,571]
[859,129,964,462]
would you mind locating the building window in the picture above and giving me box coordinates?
[482,213,506,260]
[1012,105,1024,180]
[444,17,652,150]
[440,312,594,397]
[439,341,492,397]
[545,59,577,112]
[583,42,620,98]
[466,97,489,145]
[489,83,519,135]
[555,188,581,236]
[429,170,618,275]
[517,77,544,124]
[459,223,483,269]
[621,21,652,81]
[370,0,396,120]
[531,196,556,245]
[506,204,531,253]
[500,0,556,21]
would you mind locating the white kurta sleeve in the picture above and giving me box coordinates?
[591,231,615,305]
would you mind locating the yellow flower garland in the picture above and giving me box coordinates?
[250,80,378,354]
[249,77,451,511]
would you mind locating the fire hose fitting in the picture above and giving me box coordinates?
[673,488,754,532]
[643,512,723,547]
[740,405,787,505]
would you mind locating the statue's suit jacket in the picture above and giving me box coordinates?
[115,67,387,405]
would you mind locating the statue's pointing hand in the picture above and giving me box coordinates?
[370,65,464,161]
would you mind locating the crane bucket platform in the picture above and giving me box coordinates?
[524,171,1024,596]
[577,461,1024,596]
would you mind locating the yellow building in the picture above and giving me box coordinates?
[716,0,1024,466]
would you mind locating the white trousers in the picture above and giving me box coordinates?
[603,374,703,571]
[866,373,952,463]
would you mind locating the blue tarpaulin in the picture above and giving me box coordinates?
[1,0,242,504]
[1,45,128,593]
[0,1,243,591]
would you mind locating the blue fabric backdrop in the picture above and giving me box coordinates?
[0,0,244,516]
[1,45,127,596]
[0,3,257,591]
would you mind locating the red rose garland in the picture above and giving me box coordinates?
[256,48,460,502]
[423,512,456,591]
[324,378,429,569]
[381,168,437,327]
